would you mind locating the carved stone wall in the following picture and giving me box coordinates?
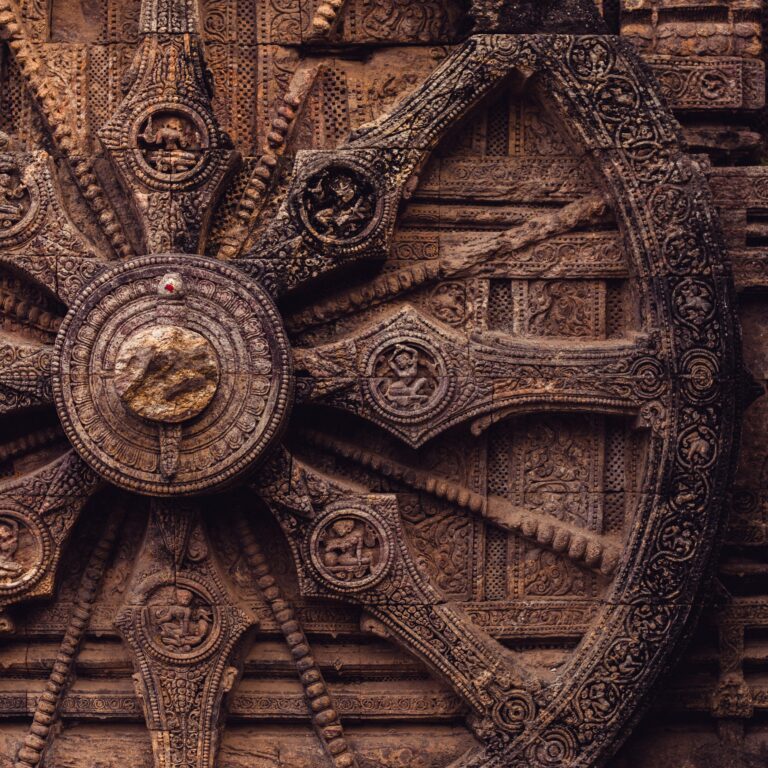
[0,1,765,767]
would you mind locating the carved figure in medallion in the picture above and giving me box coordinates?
[0,518,23,579]
[138,111,204,175]
[0,162,30,231]
[320,518,377,576]
[302,166,377,240]
[311,508,392,590]
[370,341,443,416]
[149,586,213,654]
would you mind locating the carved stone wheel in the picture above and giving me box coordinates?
[0,3,746,768]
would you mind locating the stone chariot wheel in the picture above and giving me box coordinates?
[0,3,746,768]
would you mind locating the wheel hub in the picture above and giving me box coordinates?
[52,255,293,496]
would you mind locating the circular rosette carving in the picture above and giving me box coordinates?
[52,255,293,495]
[308,504,393,593]
[140,581,221,663]
[680,350,720,404]
[296,160,384,247]
[631,356,666,400]
[492,690,536,736]
[0,508,49,595]
[525,727,578,766]
[364,336,452,424]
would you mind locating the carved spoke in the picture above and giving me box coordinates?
[116,500,255,768]
[233,512,360,768]
[238,38,542,298]
[0,140,106,305]
[0,9,132,258]
[0,450,102,618]
[99,0,236,253]
[14,506,124,768]
[295,304,662,447]
[0,333,53,415]
[254,452,543,748]
[285,193,612,331]
[214,62,322,260]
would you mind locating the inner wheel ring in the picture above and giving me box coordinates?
[52,255,293,496]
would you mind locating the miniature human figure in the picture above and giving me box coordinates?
[307,171,372,236]
[138,114,201,173]
[321,519,375,577]
[154,588,212,652]
[0,165,27,227]
[0,518,23,579]
[380,344,432,407]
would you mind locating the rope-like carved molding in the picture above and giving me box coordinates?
[14,508,124,768]
[0,0,133,258]
[234,512,358,768]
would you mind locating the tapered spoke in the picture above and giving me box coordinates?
[295,305,663,447]
[0,7,132,258]
[115,500,255,768]
[0,143,106,305]
[98,0,236,253]
[301,430,621,576]
[285,193,610,332]
[237,37,552,298]
[253,450,543,746]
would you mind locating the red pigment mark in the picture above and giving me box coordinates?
[165,283,175,293]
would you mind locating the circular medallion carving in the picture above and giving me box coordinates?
[299,164,380,243]
[309,505,392,592]
[135,107,208,181]
[364,338,451,423]
[52,255,293,496]
[0,158,43,246]
[141,582,221,662]
[0,509,48,594]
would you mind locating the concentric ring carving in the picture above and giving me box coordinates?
[52,255,293,495]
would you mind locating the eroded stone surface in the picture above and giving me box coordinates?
[114,325,220,423]
[1,2,765,768]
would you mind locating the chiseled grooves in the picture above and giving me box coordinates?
[0,0,133,259]
[234,514,358,768]
[14,509,124,768]
[302,430,620,576]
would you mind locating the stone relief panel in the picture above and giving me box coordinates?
[0,1,763,767]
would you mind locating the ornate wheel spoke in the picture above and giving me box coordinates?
[238,36,549,299]
[295,304,660,447]
[98,0,236,253]
[0,333,53,415]
[0,7,132,258]
[0,450,101,620]
[284,193,612,333]
[0,138,106,304]
[116,500,255,768]
[254,451,543,745]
